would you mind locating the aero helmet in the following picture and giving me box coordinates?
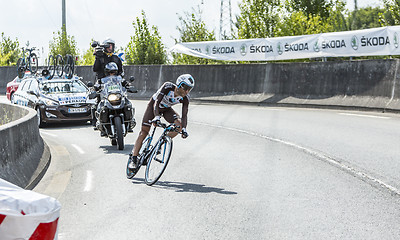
[176,74,195,92]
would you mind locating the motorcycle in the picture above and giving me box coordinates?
[88,75,137,150]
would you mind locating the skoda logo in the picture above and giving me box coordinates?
[394,32,399,48]
[205,45,211,55]
[277,42,283,55]
[313,40,320,52]
[240,44,247,56]
[351,36,359,50]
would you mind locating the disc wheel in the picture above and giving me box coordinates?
[145,136,173,186]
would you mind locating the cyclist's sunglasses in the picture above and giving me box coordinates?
[180,82,193,92]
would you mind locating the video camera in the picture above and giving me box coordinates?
[92,41,108,57]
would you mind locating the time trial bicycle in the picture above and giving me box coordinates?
[126,122,182,186]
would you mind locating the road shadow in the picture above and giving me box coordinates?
[99,144,134,154]
[130,178,237,195]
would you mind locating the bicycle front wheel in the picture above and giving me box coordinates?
[145,136,173,186]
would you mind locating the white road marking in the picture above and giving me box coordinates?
[338,112,390,119]
[193,121,400,196]
[71,144,85,154]
[40,131,57,137]
[84,170,93,192]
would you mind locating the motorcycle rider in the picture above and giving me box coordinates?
[95,62,136,136]
[128,74,195,170]
[91,38,123,127]
[93,38,123,81]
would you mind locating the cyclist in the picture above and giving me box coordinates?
[93,38,123,81]
[128,74,195,170]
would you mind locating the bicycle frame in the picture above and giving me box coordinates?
[126,122,182,184]
[139,123,171,165]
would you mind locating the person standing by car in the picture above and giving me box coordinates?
[92,38,123,81]
[128,74,195,170]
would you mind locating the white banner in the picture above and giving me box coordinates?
[169,26,400,61]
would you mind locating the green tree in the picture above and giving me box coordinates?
[276,0,347,36]
[0,33,21,66]
[348,7,385,30]
[125,11,167,65]
[49,26,79,61]
[236,0,282,39]
[380,0,399,25]
[172,6,217,64]
[287,0,333,19]
[78,39,96,66]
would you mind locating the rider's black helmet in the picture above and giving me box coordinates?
[104,62,118,76]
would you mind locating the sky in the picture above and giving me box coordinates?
[1,0,382,64]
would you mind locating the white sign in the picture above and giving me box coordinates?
[169,26,400,61]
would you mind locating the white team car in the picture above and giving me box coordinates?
[12,75,95,127]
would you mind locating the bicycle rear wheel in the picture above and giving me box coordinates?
[145,136,173,186]
[64,54,75,79]
[29,53,38,74]
[56,54,64,77]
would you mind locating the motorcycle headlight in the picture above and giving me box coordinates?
[108,93,122,105]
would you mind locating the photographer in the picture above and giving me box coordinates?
[92,38,123,81]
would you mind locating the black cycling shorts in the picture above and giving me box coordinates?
[142,99,179,127]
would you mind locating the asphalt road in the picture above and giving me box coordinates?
[3,95,400,239]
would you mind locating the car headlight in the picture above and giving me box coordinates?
[43,99,59,106]
[108,93,122,104]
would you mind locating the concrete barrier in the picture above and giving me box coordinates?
[72,59,400,112]
[0,102,50,189]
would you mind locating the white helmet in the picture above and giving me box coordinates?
[104,62,118,75]
[102,38,115,53]
[176,74,195,92]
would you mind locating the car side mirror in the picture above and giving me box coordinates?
[87,82,93,87]
[27,90,38,96]
[129,76,135,82]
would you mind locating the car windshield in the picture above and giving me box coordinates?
[40,80,87,94]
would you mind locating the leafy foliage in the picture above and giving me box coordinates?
[78,39,96,66]
[380,0,400,25]
[0,33,21,66]
[49,26,79,61]
[277,0,347,36]
[125,11,167,65]
[348,7,386,30]
[172,6,218,64]
[236,0,282,39]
